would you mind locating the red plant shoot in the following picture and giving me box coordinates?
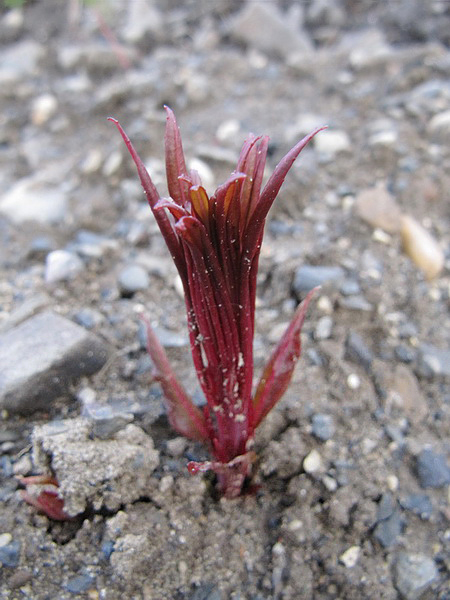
[110,108,325,497]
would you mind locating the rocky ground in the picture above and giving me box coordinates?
[0,1,449,599]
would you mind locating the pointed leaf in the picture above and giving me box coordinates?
[142,316,210,442]
[243,127,327,258]
[252,287,319,428]
[164,106,190,207]
[108,117,185,272]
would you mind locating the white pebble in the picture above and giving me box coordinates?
[45,250,83,284]
[387,474,399,492]
[0,533,13,547]
[347,373,361,390]
[216,119,240,142]
[339,545,361,568]
[314,130,350,155]
[303,449,323,474]
[31,94,58,126]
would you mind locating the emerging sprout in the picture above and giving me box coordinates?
[110,108,325,497]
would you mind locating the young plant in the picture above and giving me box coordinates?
[110,108,324,498]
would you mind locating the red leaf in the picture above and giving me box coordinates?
[243,127,327,259]
[108,117,186,275]
[164,106,190,208]
[141,316,210,443]
[19,475,73,521]
[252,287,319,428]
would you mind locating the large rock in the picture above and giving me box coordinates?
[0,311,110,414]
[228,3,313,59]
[30,418,159,516]
[0,176,67,225]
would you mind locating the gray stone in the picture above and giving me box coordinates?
[45,250,84,284]
[339,279,361,296]
[0,294,49,333]
[311,413,335,441]
[118,264,150,296]
[354,186,402,234]
[376,492,396,521]
[416,344,450,378]
[394,344,416,363]
[81,403,133,440]
[339,295,373,312]
[138,321,188,349]
[0,177,67,225]
[73,308,103,330]
[65,573,96,594]
[121,0,164,44]
[0,40,43,95]
[189,582,223,600]
[0,311,110,414]
[293,264,344,294]
[345,331,373,370]
[313,130,351,155]
[27,236,54,259]
[416,449,450,489]
[373,508,404,548]
[428,110,450,143]
[314,316,333,340]
[228,3,313,59]
[0,539,21,568]
[400,494,433,520]
[393,552,438,600]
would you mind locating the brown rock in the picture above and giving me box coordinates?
[355,186,402,233]
[401,215,444,280]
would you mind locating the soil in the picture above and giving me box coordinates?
[0,2,449,599]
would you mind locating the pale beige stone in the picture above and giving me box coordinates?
[355,186,402,233]
[401,215,444,280]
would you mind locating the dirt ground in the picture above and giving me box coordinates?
[0,1,449,599]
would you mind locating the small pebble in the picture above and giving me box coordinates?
[339,545,360,568]
[0,539,21,567]
[303,449,323,474]
[401,215,444,280]
[339,295,373,312]
[428,109,450,143]
[416,344,450,378]
[354,186,402,233]
[45,250,83,283]
[314,315,333,340]
[347,373,361,389]
[386,474,399,492]
[416,449,450,489]
[81,403,133,439]
[101,540,115,561]
[65,573,96,594]
[166,437,188,457]
[311,414,335,441]
[0,533,12,547]
[102,150,122,177]
[345,331,373,370]
[30,93,58,126]
[339,279,360,296]
[400,494,433,520]
[373,509,403,548]
[118,264,150,297]
[293,265,344,294]
[393,553,438,600]
[216,119,240,142]
[314,130,350,155]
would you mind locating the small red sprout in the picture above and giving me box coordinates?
[110,108,325,497]
[19,475,72,521]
